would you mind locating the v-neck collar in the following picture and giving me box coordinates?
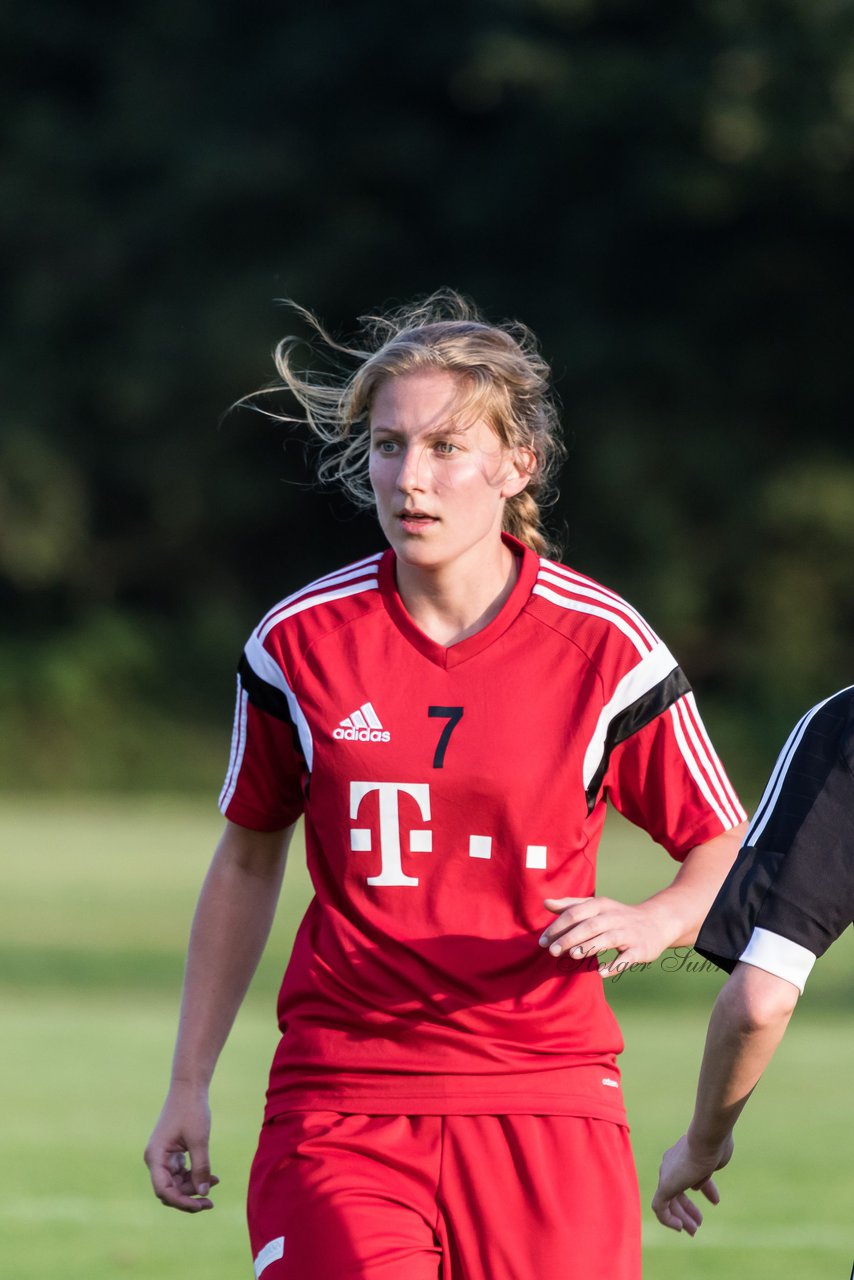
[378,534,539,669]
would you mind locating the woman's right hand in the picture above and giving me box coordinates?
[143,822,292,1213]
[144,1084,220,1212]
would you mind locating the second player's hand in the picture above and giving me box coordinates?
[539,895,672,975]
[651,1132,732,1234]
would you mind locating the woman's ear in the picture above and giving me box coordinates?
[500,447,536,499]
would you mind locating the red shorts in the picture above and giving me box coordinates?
[247,1111,640,1280]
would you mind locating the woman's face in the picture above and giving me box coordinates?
[368,369,529,575]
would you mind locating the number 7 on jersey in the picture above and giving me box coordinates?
[428,706,464,768]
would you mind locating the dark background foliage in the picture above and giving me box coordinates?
[3,0,853,790]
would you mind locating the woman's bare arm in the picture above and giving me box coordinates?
[144,819,294,1212]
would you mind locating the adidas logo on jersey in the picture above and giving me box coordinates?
[333,702,391,743]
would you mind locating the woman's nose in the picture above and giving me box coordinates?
[396,445,426,493]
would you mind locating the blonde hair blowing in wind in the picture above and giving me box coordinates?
[258,290,566,557]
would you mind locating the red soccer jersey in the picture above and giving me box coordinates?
[220,536,745,1122]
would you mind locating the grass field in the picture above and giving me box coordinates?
[1,798,851,1278]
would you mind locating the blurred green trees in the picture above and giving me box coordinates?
[3,0,853,789]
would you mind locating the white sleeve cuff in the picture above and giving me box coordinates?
[739,926,816,994]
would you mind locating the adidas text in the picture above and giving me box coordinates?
[333,727,391,742]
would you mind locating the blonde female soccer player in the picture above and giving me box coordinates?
[145,293,747,1280]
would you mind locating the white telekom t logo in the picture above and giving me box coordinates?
[349,781,432,886]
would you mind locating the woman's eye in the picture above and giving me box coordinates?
[433,441,458,455]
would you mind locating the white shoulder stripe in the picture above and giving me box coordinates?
[539,561,658,648]
[746,684,854,847]
[532,582,652,655]
[219,680,248,813]
[297,551,383,592]
[668,697,744,830]
[293,559,381,595]
[244,633,314,770]
[258,578,379,643]
[681,692,745,820]
[257,555,382,634]
[668,700,730,829]
[740,926,815,993]
[582,644,679,790]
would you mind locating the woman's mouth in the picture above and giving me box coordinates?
[398,510,438,534]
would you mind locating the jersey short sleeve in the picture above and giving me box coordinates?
[604,690,747,860]
[695,686,854,992]
[531,556,746,861]
[218,638,309,832]
[217,553,385,831]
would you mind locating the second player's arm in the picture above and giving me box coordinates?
[652,961,799,1233]
[144,819,294,1212]
[540,820,748,972]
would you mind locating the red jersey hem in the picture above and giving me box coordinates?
[264,1063,628,1124]
[265,1091,628,1123]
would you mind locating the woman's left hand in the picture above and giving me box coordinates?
[538,895,673,976]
